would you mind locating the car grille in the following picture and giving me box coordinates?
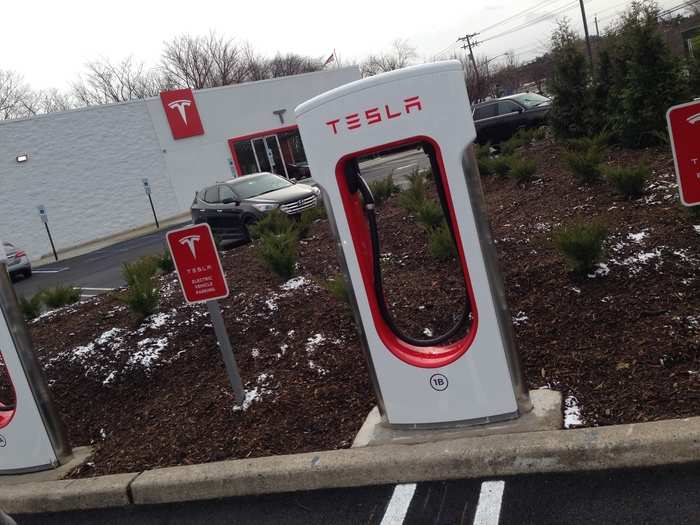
[280,195,317,215]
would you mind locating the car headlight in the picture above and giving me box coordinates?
[252,203,279,212]
[311,187,321,197]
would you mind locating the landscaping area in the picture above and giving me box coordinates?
[0,131,699,477]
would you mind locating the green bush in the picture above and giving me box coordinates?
[605,165,649,199]
[121,256,160,319]
[257,231,297,280]
[156,250,174,273]
[564,146,604,184]
[564,132,612,153]
[324,274,350,303]
[429,223,458,261]
[43,285,81,308]
[398,169,428,213]
[249,210,297,240]
[532,126,548,141]
[554,223,608,275]
[508,157,537,183]
[491,156,513,177]
[369,175,398,207]
[416,199,445,230]
[19,293,43,320]
[499,133,527,156]
[296,206,326,239]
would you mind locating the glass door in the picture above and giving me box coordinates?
[251,136,289,178]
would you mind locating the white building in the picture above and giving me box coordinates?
[0,67,361,260]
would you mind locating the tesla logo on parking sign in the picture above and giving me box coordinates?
[160,88,205,140]
[166,224,228,304]
[667,100,700,206]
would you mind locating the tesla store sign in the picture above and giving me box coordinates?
[166,223,229,304]
[160,88,205,140]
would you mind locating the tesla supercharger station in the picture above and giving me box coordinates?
[0,243,71,473]
[295,61,531,427]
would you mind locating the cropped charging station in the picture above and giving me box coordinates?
[295,61,531,427]
[0,243,71,473]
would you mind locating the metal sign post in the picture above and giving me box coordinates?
[0,242,71,473]
[37,205,58,261]
[165,223,244,405]
[142,178,160,229]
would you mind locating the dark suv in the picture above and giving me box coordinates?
[191,172,320,244]
[473,93,551,144]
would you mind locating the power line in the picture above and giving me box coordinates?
[477,0,568,35]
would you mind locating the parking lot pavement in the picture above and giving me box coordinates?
[358,149,431,185]
[13,463,700,524]
[12,223,188,299]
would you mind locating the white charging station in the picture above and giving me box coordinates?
[295,61,531,427]
[0,244,71,473]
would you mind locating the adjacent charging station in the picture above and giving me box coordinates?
[0,244,71,473]
[295,61,531,427]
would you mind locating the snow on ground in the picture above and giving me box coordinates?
[128,338,168,368]
[281,276,310,291]
[627,231,649,243]
[305,334,326,353]
[512,312,528,326]
[234,373,274,412]
[588,263,610,279]
[564,395,584,429]
[617,249,662,275]
[308,360,329,375]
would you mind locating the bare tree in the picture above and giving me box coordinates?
[268,53,322,78]
[242,43,271,81]
[0,70,36,119]
[33,89,75,114]
[161,32,248,88]
[361,39,417,76]
[72,57,162,105]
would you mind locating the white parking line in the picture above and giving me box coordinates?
[473,481,505,525]
[33,267,69,274]
[80,287,114,291]
[380,484,417,525]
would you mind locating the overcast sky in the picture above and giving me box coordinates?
[0,0,686,91]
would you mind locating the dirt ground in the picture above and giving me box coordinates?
[1,138,698,476]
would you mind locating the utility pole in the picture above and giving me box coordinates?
[579,0,594,68]
[594,15,600,38]
[458,33,481,101]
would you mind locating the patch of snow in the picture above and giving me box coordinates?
[564,395,584,429]
[570,287,581,294]
[99,428,107,440]
[534,222,551,232]
[305,334,326,352]
[588,263,610,279]
[309,360,329,375]
[251,348,260,358]
[102,371,117,385]
[423,328,434,337]
[72,343,96,361]
[276,344,289,358]
[687,316,700,330]
[233,387,261,411]
[96,328,124,347]
[627,231,648,243]
[281,276,310,291]
[129,338,168,368]
[618,249,662,274]
[694,225,700,235]
[265,296,278,311]
[512,312,528,326]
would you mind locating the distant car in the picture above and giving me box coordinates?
[286,161,312,181]
[3,242,31,280]
[473,93,551,144]
[191,172,321,244]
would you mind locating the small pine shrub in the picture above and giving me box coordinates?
[604,165,649,199]
[474,143,492,161]
[429,223,458,261]
[324,274,350,303]
[121,256,160,319]
[369,175,397,207]
[19,293,43,320]
[296,206,326,239]
[257,231,297,280]
[398,169,428,213]
[156,250,174,273]
[122,256,158,287]
[491,156,512,177]
[249,210,297,240]
[554,223,608,275]
[532,126,548,141]
[564,146,603,184]
[43,285,81,308]
[508,157,537,183]
[478,157,495,177]
[416,199,445,230]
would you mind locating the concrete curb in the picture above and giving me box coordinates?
[2,417,699,513]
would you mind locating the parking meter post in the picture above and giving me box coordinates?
[206,300,245,405]
[44,223,58,261]
[0,260,72,464]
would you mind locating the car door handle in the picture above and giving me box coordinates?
[216,209,223,213]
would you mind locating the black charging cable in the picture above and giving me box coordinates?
[347,152,471,348]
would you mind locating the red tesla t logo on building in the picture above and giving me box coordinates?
[667,100,700,206]
[166,223,229,304]
[160,88,205,140]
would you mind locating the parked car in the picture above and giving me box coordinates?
[473,93,551,144]
[191,172,321,244]
[3,242,31,280]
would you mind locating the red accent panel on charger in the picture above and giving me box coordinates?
[336,136,479,369]
[160,88,205,140]
[166,223,229,304]
[667,100,700,206]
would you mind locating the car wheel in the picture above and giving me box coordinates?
[24,268,32,279]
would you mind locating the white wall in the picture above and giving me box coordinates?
[145,67,361,208]
[0,102,179,261]
[0,67,361,261]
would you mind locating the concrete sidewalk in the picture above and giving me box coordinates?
[1,416,698,514]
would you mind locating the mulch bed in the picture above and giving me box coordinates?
[0,137,698,477]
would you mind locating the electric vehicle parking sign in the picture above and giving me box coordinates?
[166,223,229,304]
[667,100,700,206]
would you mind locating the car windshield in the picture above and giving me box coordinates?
[513,93,550,108]
[231,173,292,199]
